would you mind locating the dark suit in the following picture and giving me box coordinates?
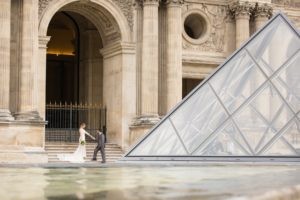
[93,132,106,162]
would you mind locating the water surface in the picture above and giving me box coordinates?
[0,165,299,199]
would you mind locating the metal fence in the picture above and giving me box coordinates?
[45,102,106,142]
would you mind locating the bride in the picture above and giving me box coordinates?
[57,123,95,163]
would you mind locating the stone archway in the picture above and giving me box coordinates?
[38,0,136,149]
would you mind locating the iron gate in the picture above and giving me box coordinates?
[45,102,106,142]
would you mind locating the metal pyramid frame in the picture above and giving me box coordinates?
[123,13,300,162]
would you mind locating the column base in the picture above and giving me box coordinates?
[14,111,43,121]
[132,114,160,126]
[0,109,14,121]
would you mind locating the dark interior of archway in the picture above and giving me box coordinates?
[46,11,79,104]
[182,78,203,99]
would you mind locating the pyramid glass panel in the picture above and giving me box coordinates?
[124,13,300,161]
[192,120,251,156]
[169,84,228,153]
[272,53,300,113]
[130,119,188,156]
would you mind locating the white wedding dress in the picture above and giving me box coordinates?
[57,128,89,163]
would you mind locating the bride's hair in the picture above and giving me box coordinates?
[80,122,86,127]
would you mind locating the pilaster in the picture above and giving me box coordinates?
[137,0,160,125]
[0,0,14,121]
[38,36,51,119]
[164,0,184,112]
[14,0,42,121]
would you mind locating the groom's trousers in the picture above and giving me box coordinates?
[93,145,106,162]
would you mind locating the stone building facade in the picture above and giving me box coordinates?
[0,0,299,163]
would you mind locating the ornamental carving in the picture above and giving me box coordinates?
[164,0,184,5]
[272,0,300,7]
[39,0,51,17]
[229,2,254,18]
[38,0,133,30]
[290,16,300,29]
[112,0,134,30]
[253,3,273,18]
[183,4,227,53]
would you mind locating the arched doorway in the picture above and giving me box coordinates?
[38,0,136,149]
[45,11,105,142]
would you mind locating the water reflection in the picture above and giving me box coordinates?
[0,166,299,200]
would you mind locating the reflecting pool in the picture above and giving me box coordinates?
[0,165,300,200]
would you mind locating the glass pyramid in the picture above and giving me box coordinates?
[124,13,300,161]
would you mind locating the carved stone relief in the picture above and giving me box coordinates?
[272,0,300,7]
[183,4,227,53]
[290,16,300,29]
[38,0,133,30]
[39,0,51,17]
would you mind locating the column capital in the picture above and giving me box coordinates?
[164,0,184,6]
[229,2,254,19]
[253,3,273,19]
[141,0,160,6]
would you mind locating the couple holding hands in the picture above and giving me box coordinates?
[57,123,106,163]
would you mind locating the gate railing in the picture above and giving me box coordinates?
[45,102,106,142]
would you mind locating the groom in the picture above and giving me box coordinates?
[92,129,106,163]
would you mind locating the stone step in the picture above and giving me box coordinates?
[45,142,123,163]
[45,143,119,146]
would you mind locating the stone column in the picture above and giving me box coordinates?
[14,0,41,120]
[224,10,236,56]
[230,2,252,48]
[254,4,272,32]
[138,0,160,123]
[38,36,51,119]
[0,0,14,120]
[165,0,183,112]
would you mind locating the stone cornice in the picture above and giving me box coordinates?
[38,36,51,49]
[100,42,136,58]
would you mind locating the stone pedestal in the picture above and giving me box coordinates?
[129,124,154,147]
[14,0,42,121]
[165,0,183,112]
[0,1,14,121]
[0,121,48,164]
[139,0,160,123]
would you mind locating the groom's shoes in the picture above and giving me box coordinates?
[91,158,97,161]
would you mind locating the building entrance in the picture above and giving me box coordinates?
[45,11,105,142]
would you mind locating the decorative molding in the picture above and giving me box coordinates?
[100,42,135,58]
[164,0,184,6]
[253,3,273,19]
[272,0,300,7]
[112,0,134,30]
[183,4,227,53]
[39,0,52,17]
[38,0,134,31]
[38,36,51,49]
[141,0,160,6]
[229,2,254,18]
